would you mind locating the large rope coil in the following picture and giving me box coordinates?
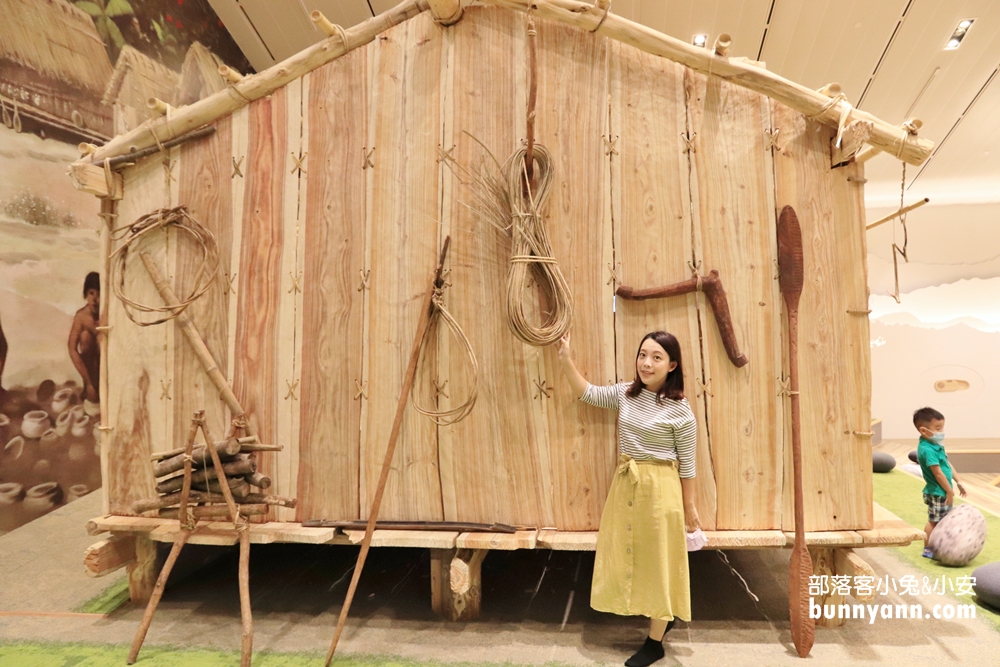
[110,206,220,326]
[463,142,573,347]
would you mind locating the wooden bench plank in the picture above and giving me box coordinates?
[537,530,598,551]
[456,530,538,550]
[342,530,459,549]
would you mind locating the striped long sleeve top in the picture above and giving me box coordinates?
[580,382,697,479]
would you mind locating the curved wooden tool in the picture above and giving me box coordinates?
[777,204,814,658]
[616,269,748,368]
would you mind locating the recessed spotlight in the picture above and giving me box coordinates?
[945,19,975,50]
[693,34,707,47]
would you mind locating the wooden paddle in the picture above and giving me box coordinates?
[776,205,815,658]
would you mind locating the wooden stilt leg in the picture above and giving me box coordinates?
[430,548,486,621]
[127,531,191,663]
[126,535,158,604]
[238,527,253,667]
[810,547,845,628]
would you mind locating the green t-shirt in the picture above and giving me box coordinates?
[917,437,953,497]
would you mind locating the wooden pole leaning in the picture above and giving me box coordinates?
[127,412,202,664]
[139,251,252,435]
[325,237,453,666]
[865,198,929,230]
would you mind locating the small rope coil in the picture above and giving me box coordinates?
[109,206,220,326]
[412,287,479,426]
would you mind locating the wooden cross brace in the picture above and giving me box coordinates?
[616,270,749,368]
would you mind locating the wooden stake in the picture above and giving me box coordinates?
[713,33,731,56]
[238,527,252,667]
[311,10,342,38]
[219,65,245,84]
[147,97,172,116]
[866,198,929,230]
[127,531,190,664]
[325,237,452,666]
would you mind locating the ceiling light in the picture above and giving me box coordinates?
[693,34,707,47]
[945,19,975,50]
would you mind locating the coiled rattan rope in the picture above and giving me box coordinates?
[461,141,573,347]
[412,287,478,426]
[110,206,220,326]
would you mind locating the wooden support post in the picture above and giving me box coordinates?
[126,535,158,604]
[430,548,487,621]
[834,548,876,602]
[84,535,137,577]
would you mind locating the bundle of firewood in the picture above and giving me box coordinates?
[131,436,296,516]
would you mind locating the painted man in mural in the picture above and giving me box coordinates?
[68,272,100,403]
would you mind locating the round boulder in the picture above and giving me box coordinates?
[908,450,918,463]
[928,504,988,567]
[972,561,1000,611]
[872,451,896,473]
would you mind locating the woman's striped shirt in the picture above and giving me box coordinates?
[581,382,697,478]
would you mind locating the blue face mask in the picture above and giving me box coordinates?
[927,432,945,444]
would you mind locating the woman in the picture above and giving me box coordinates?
[555,330,700,667]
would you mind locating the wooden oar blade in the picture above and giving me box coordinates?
[776,205,805,307]
[788,542,816,658]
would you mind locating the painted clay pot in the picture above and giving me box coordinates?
[4,435,25,460]
[0,482,24,506]
[23,482,62,513]
[66,484,90,503]
[69,405,86,420]
[0,413,9,441]
[55,410,73,436]
[40,428,59,448]
[71,414,90,438]
[21,411,51,439]
[83,399,100,418]
[51,387,74,414]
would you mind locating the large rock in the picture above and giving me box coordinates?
[872,451,896,473]
[908,450,918,463]
[928,504,988,567]
[972,561,1000,611]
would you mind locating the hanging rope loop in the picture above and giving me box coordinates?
[109,206,220,326]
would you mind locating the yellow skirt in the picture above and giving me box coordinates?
[590,455,691,621]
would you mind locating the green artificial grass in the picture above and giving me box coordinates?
[0,641,562,667]
[872,468,1000,629]
[73,578,130,615]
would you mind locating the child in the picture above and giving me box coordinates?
[913,407,966,559]
[68,272,100,403]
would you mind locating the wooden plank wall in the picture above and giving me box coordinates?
[686,73,783,530]
[173,117,233,445]
[296,46,370,522]
[103,7,873,533]
[533,17,617,531]
[106,156,174,514]
[439,9,551,526]
[608,44,716,528]
[362,12,444,521]
[771,103,873,531]
[232,89,286,517]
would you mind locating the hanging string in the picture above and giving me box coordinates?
[109,206,221,326]
[889,163,909,303]
[411,286,479,426]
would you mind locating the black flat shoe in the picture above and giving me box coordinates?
[624,636,665,667]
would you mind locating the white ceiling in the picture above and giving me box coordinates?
[208,0,1000,234]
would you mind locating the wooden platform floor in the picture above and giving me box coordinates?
[875,439,1000,517]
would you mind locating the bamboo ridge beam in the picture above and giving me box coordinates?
[73,0,931,167]
[79,0,426,164]
[482,0,933,165]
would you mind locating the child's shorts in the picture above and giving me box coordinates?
[923,493,952,523]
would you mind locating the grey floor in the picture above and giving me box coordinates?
[1,491,999,666]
